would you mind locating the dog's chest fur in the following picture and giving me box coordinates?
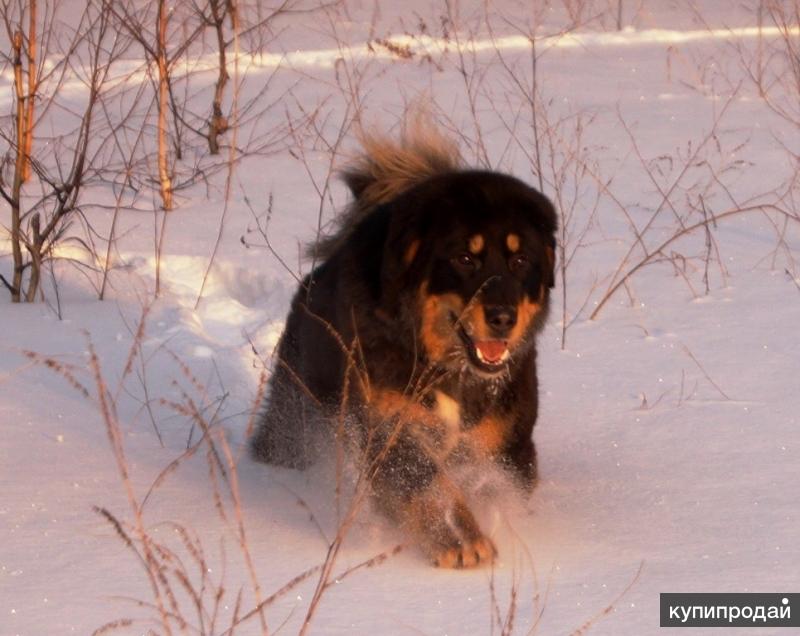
[421,382,513,460]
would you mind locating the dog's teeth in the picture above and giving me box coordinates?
[475,347,485,362]
[500,349,510,362]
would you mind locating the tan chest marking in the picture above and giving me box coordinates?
[433,392,511,459]
[462,415,511,459]
[369,388,435,429]
[434,390,462,452]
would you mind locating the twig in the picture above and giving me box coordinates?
[680,344,730,401]
[570,561,645,635]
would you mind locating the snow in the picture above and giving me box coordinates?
[2,1,799,634]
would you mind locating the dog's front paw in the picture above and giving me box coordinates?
[432,534,497,568]
[391,475,498,569]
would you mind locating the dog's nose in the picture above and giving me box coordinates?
[485,305,517,335]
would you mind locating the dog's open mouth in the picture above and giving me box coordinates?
[451,313,510,373]
[473,340,510,365]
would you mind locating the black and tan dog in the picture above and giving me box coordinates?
[252,123,557,568]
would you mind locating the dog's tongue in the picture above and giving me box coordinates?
[475,340,507,363]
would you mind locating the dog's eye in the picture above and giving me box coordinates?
[509,254,530,272]
[452,253,477,270]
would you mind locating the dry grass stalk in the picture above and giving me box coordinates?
[86,338,177,634]
[217,430,269,632]
[569,561,644,635]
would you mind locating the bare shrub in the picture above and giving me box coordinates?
[1,0,129,302]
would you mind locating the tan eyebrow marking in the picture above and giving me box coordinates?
[403,239,420,265]
[506,233,520,253]
[468,234,484,254]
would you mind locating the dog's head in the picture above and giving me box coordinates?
[380,171,557,378]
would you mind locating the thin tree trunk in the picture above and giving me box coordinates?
[25,213,41,302]
[11,31,25,302]
[156,0,172,210]
[22,0,37,182]
[208,0,229,154]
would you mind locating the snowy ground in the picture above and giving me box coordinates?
[2,1,799,634]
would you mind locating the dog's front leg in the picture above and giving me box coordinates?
[367,426,496,568]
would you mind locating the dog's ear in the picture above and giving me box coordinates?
[526,190,558,290]
[342,169,372,202]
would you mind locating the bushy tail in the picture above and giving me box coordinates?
[342,114,462,210]
[310,112,462,260]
